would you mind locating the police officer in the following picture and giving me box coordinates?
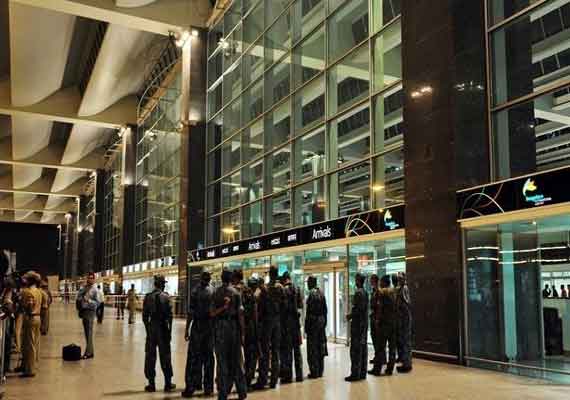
[368,274,380,371]
[210,269,247,400]
[305,276,327,379]
[243,277,259,388]
[182,271,215,398]
[143,275,175,393]
[20,271,43,378]
[372,274,397,376]
[254,266,284,389]
[280,271,303,383]
[345,273,368,382]
[395,272,413,373]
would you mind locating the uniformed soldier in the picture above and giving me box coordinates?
[210,269,247,400]
[372,274,397,376]
[345,273,369,382]
[253,266,284,389]
[142,275,175,393]
[40,280,52,336]
[395,272,413,373]
[368,274,380,371]
[305,276,327,379]
[280,272,303,383]
[243,277,259,388]
[20,271,43,378]
[182,271,215,398]
[127,284,137,324]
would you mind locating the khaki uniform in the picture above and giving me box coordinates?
[40,289,50,335]
[21,286,43,375]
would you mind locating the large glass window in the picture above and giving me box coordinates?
[327,0,369,62]
[265,101,291,150]
[265,7,292,67]
[222,170,242,210]
[266,55,291,108]
[223,98,241,139]
[294,126,326,181]
[223,60,242,105]
[293,24,325,89]
[242,200,263,238]
[329,103,371,169]
[293,74,325,134]
[294,177,326,225]
[372,19,402,91]
[242,79,264,125]
[332,161,371,217]
[242,119,263,161]
[372,148,404,207]
[373,84,403,152]
[328,44,370,117]
[243,0,264,49]
[267,145,291,193]
[222,134,241,175]
[371,0,401,34]
[221,209,241,243]
[243,159,264,202]
[265,189,291,231]
[242,38,264,88]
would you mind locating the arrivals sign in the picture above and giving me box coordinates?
[190,205,405,262]
[457,167,570,219]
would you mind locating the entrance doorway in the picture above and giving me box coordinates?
[303,262,348,343]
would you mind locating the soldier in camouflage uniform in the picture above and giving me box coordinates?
[210,269,247,400]
[142,275,175,393]
[243,277,260,388]
[253,266,284,389]
[280,271,303,383]
[305,276,327,379]
[182,271,215,398]
[345,273,368,382]
[395,272,413,373]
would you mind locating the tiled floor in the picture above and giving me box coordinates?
[4,303,569,399]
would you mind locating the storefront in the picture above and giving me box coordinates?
[189,206,405,343]
[458,167,570,381]
[122,265,180,296]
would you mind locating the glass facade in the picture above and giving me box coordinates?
[489,0,570,179]
[103,154,123,272]
[135,73,183,264]
[206,0,403,246]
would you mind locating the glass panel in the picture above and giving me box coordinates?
[372,149,404,208]
[265,55,291,108]
[223,98,241,139]
[223,60,242,105]
[207,119,223,152]
[372,19,402,91]
[242,38,265,88]
[207,182,221,217]
[266,189,291,232]
[373,84,403,152]
[208,81,223,119]
[224,0,242,36]
[327,0,369,62]
[492,85,570,180]
[293,74,325,134]
[242,200,263,238]
[207,215,220,246]
[243,159,264,202]
[267,145,291,193]
[329,103,371,169]
[488,0,543,26]
[242,119,264,161]
[208,18,224,57]
[294,177,326,225]
[223,24,243,73]
[265,7,292,67]
[293,0,324,41]
[221,209,241,243]
[333,161,371,217]
[222,170,242,210]
[265,0,292,27]
[207,147,221,183]
[243,0,264,49]
[328,44,370,117]
[242,79,264,125]
[208,51,223,88]
[294,125,326,181]
[372,0,401,34]
[265,101,291,150]
[293,24,325,89]
[222,133,241,175]
[491,1,570,106]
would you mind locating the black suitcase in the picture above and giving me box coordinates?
[62,344,82,361]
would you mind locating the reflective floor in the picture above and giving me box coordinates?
[4,303,569,400]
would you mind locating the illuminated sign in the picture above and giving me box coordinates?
[522,178,552,206]
[384,209,400,230]
[312,226,332,240]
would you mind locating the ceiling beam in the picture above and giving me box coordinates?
[0,79,137,128]
[10,0,212,34]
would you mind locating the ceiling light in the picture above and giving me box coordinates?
[175,30,191,47]
[372,184,385,192]
[65,213,72,220]
[77,226,83,233]
[191,29,199,38]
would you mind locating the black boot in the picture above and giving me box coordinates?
[397,365,413,373]
[145,381,156,392]
[164,382,176,392]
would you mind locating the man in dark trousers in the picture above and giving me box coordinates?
[305,276,327,379]
[243,277,260,388]
[210,269,247,400]
[395,272,413,373]
[368,274,380,370]
[345,273,368,382]
[142,275,175,393]
[254,266,285,389]
[182,271,215,398]
[280,271,303,383]
[371,274,397,376]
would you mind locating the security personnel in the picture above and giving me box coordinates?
[395,272,413,373]
[305,276,327,379]
[20,271,43,377]
[182,271,215,398]
[368,274,380,372]
[127,284,138,324]
[345,273,368,382]
[254,266,284,389]
[40,280,52,335]
[243,277,259,388]
[143,275,175,393]
[280,272,303,383]
[210,269,247,400]
[374,275,397,375]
